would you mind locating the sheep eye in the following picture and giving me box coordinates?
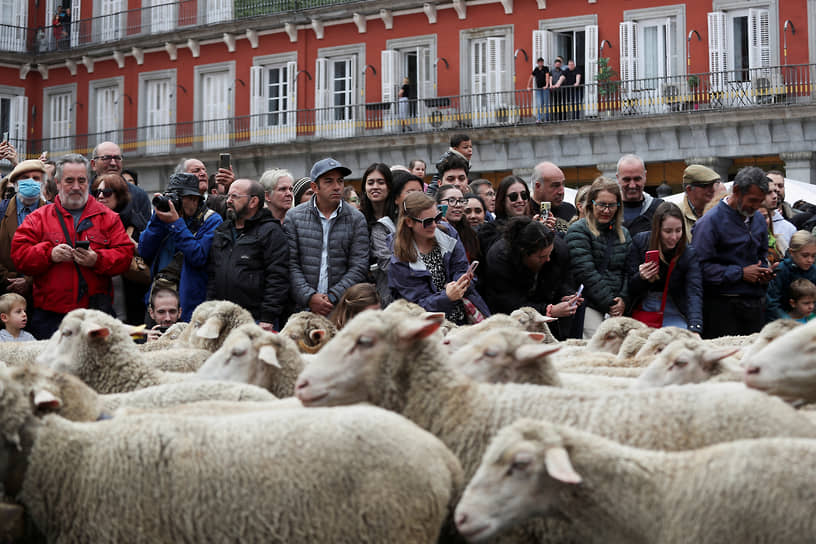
[671,361,688,369]
[357,336,374,347]
[506,460,529,476]
[484,349,499,358]
[231,348,247,357]
[62,330,72,337]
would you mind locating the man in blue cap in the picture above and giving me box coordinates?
[283,158,369,316]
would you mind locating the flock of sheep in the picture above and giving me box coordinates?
[0,298,814,543]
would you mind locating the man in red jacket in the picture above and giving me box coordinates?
[11,154,133,339]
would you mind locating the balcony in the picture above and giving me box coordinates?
[21,64,816,160]
[0,0,365,56]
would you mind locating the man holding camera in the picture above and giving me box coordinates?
[139,172,222,322]
[11,154,134,339]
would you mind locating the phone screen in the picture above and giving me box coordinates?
[219,153,231,171]
[467,260,479,276]
[645,250,660,264]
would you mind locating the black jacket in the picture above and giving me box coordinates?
[207,208,289,325]
[483,236,575,339]
[625,231,703,333]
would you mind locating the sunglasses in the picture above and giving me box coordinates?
[507,190,529,202]
[409,212,444,228]
[95,188,114,197]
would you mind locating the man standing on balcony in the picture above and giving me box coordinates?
[680,164,719,243]
[562,60,583,120]
[284,158,369,317]
[527,57,550,124]
[550,57,566,122]
[91,142,152,226]
[617,154,662,236]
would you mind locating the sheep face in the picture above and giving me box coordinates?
[279,312,335,354]
[745,319,801,356]
[295,310,443,408]
[454,419,581,542]
[633,326,697,359]
[586,317,645,354]
[744,320,816,401]
[448,328,560,386]
[35,310,114,374]
[634,339,739,389]
[197,325,284,383]
[180,301,254,352]
[0,365,39,453]
[509,307,557,335]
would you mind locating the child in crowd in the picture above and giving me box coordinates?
[766,230,816,322]
[426,133,474,196]
[786,278,816,323]
[0,293,35,342]
[329,283,381,330]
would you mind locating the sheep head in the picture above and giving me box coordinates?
[586,317,646,354]
[35,309,128,374]
[280,312,336,354]
[448,328,561,386]
[295,310,443,410]
[634,339,740,389]
[181,301,254,352]
[743,319,816,402]
[454,418,581,542]
[632,326,698,360]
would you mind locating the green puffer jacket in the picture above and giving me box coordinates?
[565,218,632,312]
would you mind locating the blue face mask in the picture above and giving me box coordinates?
[17,179,41,199]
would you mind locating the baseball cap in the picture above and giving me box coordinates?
[310,158,351,181]
[682,165,720,187]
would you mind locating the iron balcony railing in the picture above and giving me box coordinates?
[0,0,363,54]
[20,64,816,160]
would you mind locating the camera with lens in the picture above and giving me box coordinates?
[153,172,199,213]
[151,191,182,213]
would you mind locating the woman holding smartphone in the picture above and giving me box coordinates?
[388,192,490,324]
[625,201,703,333]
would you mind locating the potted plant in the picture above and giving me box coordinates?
[687,75,700,110]
[596,57,620,115]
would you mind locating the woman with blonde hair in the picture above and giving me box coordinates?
[329,283,380,329]
[387,192,490,324]
[565,177,632,338]
[766,230,816,321]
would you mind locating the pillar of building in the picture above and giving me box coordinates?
[596,162,618,180]
[779,152,816,185]
[684,157,733,183]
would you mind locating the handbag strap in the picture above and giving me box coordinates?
[54,206,88,303]
[658,257,678,313]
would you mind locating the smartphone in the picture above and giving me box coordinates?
[219,153,231,171]
[437,204,448,216]
[645,250,660,264]
[576,284,584,297]
[75,240,90,250]
[467,260,479,276]
[42,150,48,160]
[540,201,551,219]
[1,132,7,143]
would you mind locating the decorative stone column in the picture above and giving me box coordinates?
[684,157,732,183]
[596,162,618,180]
[780,152,816,185]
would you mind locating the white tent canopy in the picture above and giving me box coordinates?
[663,178,816,206]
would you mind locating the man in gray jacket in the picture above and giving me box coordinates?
[284,158,369,316]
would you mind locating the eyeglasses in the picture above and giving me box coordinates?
[93,155,123,162]
[507,191,529,202]
[440,197,467,206]
[688,182,715,189]
[95,188,114,197]
[226,193,252,200]
[482,190,496,198]
[409,212,444,228]
[348,197,359,203]
[592,200,620,210]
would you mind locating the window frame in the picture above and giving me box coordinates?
[88,76,124,142]
[43,83,77,153]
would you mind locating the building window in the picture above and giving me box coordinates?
[251,54,297,143]
[461,26,514,127]
[315,44,364,138]
[382,36,436,131]
[96,0,124,42]
[0,0,27,52]
[194,63,234,150]
[44,85,76,153]
[89,78,123,143]
[139,70,175,155]
[47,0,80,49]
[0,88,27,163]
[205,0,232,24]
[147,0,176,34]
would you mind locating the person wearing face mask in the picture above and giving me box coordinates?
[625,202,702,333]
[0,172,48,297]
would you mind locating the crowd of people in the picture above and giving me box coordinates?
[0,132,813,343]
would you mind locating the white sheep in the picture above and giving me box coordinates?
[743,318,816,402]
[279,311,337,354]
[138,321,188,351]
[383,299,459,335]
[455,418,816,543]
[0,340,48,366]
[632,326,698,359]
[585,317,646,354]
[742,319,801,357]
[448,328,632,391]
[615,326,654,360]
[508,307,559,342]
[170,300,255,352]
[634,339,741,389]
[561,366,643,378]
[196,323,305,397]
[0,369,463,544]
[10,361,277,421]
[294,311,816,542]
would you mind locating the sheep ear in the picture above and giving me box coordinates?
[544,447,582,484]
[534,314,558,323]
[527,332,546,343]
[309,329,326,343]
[258,345,281,369]
[398,314,443,343]
[33,389,61,411]
[197,317,223,339]
[701,348,740,371]
[84,322,110,339]
[514,344,560,364]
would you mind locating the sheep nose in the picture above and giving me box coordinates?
[746,367,760,375]
[295,377,309,391]
[455,511,467,527]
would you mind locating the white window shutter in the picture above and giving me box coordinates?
[532,30,550,67]
[10,95,27,157]
[486,36,502,95]
[471,39,485,95]
[350,54,358,106]
[381,50,399,103]
[708,11,728,91]
[417,47,434,100]
[70,0,81,47]
[748,8,771,71]
[584,24,598,116]
[286,60,298,132]
[315,58,328,127]
[665,17,677,78]
[619,22,638,88]
[250,66,264,140]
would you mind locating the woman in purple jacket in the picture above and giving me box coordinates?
[387,192,490,324]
